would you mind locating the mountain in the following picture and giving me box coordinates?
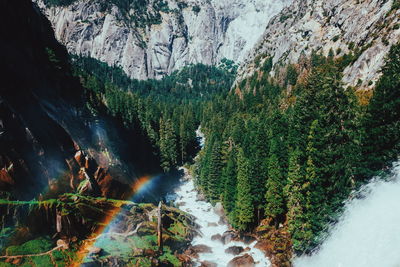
[237,0,400,90]
[34,0,292,80]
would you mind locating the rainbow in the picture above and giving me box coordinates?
[75,174,162,266]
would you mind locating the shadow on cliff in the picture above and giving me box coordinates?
[0,0,163,201]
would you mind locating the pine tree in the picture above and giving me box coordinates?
[222,147,237,215]
[360,43,400,179]
[207,140,223,202]
[284,148,307,253]
[303,119,325,251]
[159,118,178,172]
[234,148,254,231]
[264,139,286,226]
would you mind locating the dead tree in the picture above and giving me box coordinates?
[157,201,163,254]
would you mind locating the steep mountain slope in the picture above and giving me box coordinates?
[0,0,160,200]
[237,0,400,90]
[34,0,292,80]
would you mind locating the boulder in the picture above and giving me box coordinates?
[225,246,245,256]
[207,222,218,227]
[213,202,225,217]
[218,216,228,225]
[88,246,103,257]
[211,234,222,242]
[227,254,255,267]
[191,244,212,254]
[222,230,237,244]
[200,261,218,267]
[185,244,212,258]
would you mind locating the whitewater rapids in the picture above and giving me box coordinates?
[174,168,270,267]
[295,162,400,267]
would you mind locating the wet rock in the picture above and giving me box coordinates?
[207,222,218,227]
[218,216,228,225]
[200,261,218,267]
[227,253,255,267]
[254,241,270,256]
[177,254,192,264]
[88,246,103,257]
[222,230,238,244]
[143,249,157,257]
[241,234,256,244]
[185,244,212,258]
[225,246,245,256]
[191,244,212,254]
[211,234,222,242]
[196,193,206,201]
[213,202,225,217]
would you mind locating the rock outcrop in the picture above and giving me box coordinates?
[237,0,400,89]
[34,0,292,80]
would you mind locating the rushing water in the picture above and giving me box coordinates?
[295,162,400,267]
[173,168,270,267]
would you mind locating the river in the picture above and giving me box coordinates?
[172,167,271,267]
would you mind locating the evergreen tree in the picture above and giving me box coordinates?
[264,139,286,226]
[234,148,254,231]
[360,43,400,179]
[303,120,325,251]
[207,140,224,202]
[284,148,307,253]
[159,118,178,171]
[222,147,237,215]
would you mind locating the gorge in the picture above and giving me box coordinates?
[1,0,400,266]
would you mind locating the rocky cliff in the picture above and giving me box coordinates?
[34,0,292,80]
[0,0,161,200]
[237,0,400,90]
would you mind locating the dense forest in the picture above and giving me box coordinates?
[72,42,400,255]
[196,43,400,254]
[72,56,236,171]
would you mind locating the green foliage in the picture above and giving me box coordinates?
[222,148,238,214]
[358,43,400,179]
[44,0,170,27]
[73,40,400,258]
[73,56,235,171]
[233,149,254,231]
[192,5,201,14]
[6,237,53,256]
[284,148,307,252]
[264,140,286,225]
[262,57,273,73]
[42,0,76,7]
[206,139,224,202]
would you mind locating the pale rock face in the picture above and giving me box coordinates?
[34,0,292,80]
[238,0,400,89]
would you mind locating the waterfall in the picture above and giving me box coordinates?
[294,162,400,267]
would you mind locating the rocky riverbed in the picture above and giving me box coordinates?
[174,168,271,267]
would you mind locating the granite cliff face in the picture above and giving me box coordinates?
[34,0,292,80]
[237,0,400,89]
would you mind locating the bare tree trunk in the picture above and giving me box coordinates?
[157,201,163,254]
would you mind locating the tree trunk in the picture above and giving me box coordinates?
[157,201,163,254]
